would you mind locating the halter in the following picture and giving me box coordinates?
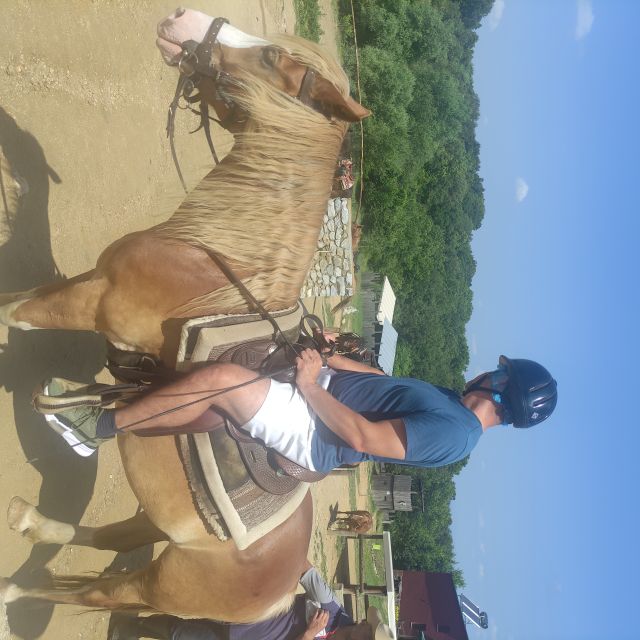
[166,17,330,192]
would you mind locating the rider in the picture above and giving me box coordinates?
[108,560,393,640]
[35,345,558,470]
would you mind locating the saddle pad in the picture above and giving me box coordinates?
[175,302,308,549]
[176,303,303,371]
[178,430,308,551]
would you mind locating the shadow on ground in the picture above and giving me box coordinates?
[1,105,108,638]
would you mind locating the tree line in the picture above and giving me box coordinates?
[338,0,491,390]
[336,0,494,585]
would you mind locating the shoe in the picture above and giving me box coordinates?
[36,378,106,457]
[32,377,113,413]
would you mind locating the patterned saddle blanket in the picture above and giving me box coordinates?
[175,303,311,550]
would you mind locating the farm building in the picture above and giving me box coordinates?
[394,572,468,640]
[360,273,399,374]
[372,473,417,515]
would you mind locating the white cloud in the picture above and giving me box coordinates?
[487,0,505,30]
[575,0,594,40]
[478,563,485,578]
[515,177,529,203]
[479,542,486,554]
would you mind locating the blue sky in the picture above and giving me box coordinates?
[451,2,640,639]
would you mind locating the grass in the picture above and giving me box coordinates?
[293,0,324,42]
[313,526,329,579]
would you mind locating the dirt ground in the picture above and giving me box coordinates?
[0,1,366,639]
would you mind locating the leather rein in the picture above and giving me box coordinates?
[166,16,323,192]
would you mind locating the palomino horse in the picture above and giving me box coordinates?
[329,510,374,534]
[0,7,368,623]
[0,7,368,365]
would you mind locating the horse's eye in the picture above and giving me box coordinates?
[261,46,279,68]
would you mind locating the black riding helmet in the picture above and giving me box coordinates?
[498,355,558,428]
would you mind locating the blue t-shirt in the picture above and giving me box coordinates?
[310,372,482,472]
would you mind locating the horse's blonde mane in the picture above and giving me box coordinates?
[153,38,350,316]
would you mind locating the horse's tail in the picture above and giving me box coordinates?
[249,591,296,622]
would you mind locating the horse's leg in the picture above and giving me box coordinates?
[7,497,167,552]
[0,270,106,331]
[0,569,146,609]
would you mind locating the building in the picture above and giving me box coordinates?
[371,473,416,515]
[360,273,399,375]
[394,572,468,640]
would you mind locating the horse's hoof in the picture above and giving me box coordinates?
[7,497,40,540]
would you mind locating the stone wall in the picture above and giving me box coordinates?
[301,197,354,298]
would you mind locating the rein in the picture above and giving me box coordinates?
[166,17,230,192]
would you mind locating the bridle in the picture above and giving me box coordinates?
[166,17,233,192]
[166,16,328,192]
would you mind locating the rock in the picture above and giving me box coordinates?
[342,209,350,225]
[346,273,353,285]
[327,200,335,216]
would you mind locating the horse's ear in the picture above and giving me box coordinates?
[309,76,371,122]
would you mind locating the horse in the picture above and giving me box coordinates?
[0,6,369,624]
[329,510,374,534]
[0,6,368,366]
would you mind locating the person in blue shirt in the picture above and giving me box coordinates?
[36,346,557,472]
[108,561,393,640]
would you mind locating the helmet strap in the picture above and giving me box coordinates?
[464,382,512,425]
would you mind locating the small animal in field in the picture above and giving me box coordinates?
[329,510,374,534]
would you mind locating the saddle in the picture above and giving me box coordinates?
[107,303,327,494]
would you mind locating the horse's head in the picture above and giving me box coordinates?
[157,8,370,126]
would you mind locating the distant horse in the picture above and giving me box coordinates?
[329,510,374,534]
[0,7,368,623]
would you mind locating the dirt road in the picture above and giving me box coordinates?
[0,1,360,638]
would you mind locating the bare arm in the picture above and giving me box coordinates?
[296,349,406,459]
[325,352,386,376]
[294,609,330,640]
